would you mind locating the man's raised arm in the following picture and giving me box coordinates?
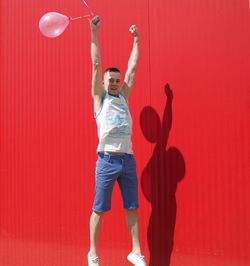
[90,16,104,103]
[122,25,140,98]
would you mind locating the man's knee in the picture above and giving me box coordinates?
[125,208,138,217]
[92,210,104,217]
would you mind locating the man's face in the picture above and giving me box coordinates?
[104,71,122,96]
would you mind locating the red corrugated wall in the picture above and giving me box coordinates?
[1,0,249,265]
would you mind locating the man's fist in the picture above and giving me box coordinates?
[90,16,100,31]
[129,25,139,37]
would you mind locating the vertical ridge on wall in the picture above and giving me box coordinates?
[147,0,152,108]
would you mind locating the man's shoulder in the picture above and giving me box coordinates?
[120,82,132,99]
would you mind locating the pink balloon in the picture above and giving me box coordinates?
[39,12,70,38]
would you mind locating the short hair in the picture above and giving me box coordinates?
[104,67,121,74]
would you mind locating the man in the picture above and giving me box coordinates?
[88,16,146,266]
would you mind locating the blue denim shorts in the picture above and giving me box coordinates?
[93,153,138,212]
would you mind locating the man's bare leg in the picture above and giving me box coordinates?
[89,211,103,258]
[126,209,142,255]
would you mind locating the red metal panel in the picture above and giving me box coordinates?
[0,0,249,265]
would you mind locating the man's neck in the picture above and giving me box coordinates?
[108,92,119,98]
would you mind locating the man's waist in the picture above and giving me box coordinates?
[102,151,127,156]
[97,152,133,159]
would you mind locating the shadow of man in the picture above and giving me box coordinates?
[140,84,186,266]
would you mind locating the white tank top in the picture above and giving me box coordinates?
[95,92,133,154]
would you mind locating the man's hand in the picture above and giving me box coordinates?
[129,25,139,38]
[90,16,100,31]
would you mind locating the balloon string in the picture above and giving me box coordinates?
[81,0,94,16]
[70,14,91,21]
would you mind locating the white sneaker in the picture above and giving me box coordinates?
[127,252,147,266]
[88,252,99,266]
